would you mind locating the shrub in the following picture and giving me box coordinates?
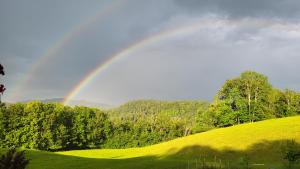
[282,140,300,169]
[0,149,30,169]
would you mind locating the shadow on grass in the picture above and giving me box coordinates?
[162,139,300,169]
[21,139,300,169]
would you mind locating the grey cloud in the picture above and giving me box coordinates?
[174,0,300,20]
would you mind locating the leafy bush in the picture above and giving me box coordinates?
[0,149,30,169]
[281,140,300,168]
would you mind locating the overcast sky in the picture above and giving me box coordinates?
[1,0,300,105]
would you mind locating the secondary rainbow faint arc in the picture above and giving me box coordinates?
[8,0,126,101]
[63,19,229,104]
[63,18,300,105]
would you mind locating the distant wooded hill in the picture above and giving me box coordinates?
[21,98,113,109]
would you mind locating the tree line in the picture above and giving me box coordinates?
[0,101,208,150]
[0,71,299,151]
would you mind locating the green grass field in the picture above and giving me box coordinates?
[3,116,300,169]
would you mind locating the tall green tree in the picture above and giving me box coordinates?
[239,71,273,122]
[210,71,273,126]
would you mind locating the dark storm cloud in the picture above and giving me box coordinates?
[0,0,107,57]
[174,0,300,20]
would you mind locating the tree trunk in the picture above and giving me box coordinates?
[184,127,191,136]
[253,87,258,122]
[248,92,251,122]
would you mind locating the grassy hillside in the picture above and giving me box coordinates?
[4,116,300,169]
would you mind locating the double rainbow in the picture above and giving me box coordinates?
[63,18,300,104]
[8,0,126,101]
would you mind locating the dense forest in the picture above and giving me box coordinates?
[0,100,208,150]
[0,71,299,151]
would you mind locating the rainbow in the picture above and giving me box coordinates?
[63,18,230,104]
[8,0,126,102]
[63,17,300,105]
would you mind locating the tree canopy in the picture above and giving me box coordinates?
[210,71,300,126]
